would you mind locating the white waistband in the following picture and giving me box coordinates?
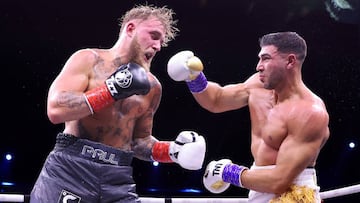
[250,164,317,182]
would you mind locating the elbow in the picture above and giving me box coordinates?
[47,103,64,124]
[205,106,221,113]
[47,110,63,124]
[270,179,293,195]
[198,103,224,113]
[208,109,224,113]
[47,94,68,124]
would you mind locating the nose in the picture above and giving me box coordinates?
[256,61,263,71]
[152,41,161,52]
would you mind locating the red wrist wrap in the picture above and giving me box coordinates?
[84,85,115,112]
[152,142,173,163]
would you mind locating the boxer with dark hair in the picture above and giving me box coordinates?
[168,32,330,203]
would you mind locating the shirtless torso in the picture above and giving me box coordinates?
[49,48,162,151]
[248,87,329,167]
[66,93,155,149]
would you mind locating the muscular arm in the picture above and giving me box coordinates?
[192,73,262,113]
[131,106,158,161]
[131,77,162,161]
[47,49,96,124]
[241,104,330,194]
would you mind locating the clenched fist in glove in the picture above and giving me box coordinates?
[84,63,150,113]
[152,131,206,170]
[167,50,208,93]
[203,159,248,193]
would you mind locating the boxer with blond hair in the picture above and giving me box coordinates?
[30,5,206,203]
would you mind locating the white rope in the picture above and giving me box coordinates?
[168,197,248,203]
[137,197,165,203]
[320,183,360,199]
[140,197,248,203]
[0,194,24,202]
[1,183,359,202]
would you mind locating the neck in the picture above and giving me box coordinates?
[274,80,306,103]
[109,39,130,63]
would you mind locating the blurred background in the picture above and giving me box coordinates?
[1,0,360,202]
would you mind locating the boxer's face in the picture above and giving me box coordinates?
[129,17,166,70]
[257,45,288,90]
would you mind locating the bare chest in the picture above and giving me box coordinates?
[78,95,151,148]
[249,93,287,150]
[260,108,287,149]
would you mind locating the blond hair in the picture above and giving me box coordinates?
[119,4,179,47]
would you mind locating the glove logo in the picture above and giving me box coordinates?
[114,67,133,88]
[57,189,81,203]
[212,163,223,176]
[170,151,179,159]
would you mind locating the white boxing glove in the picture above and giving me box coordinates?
[203,159,248,193]
[203,159,232,193]
[167,50,204,81]
[151,131,206,170]
[169,131,206,170]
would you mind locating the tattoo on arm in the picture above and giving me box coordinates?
[132,135,158,161]
[131,76,162,161]
[149,81,161,111]
[57,91,86,110]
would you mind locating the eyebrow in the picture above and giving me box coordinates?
[149,30,164,45]
[259,53,271,58]
[259,50,281,58]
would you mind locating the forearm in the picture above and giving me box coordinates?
[203,160,294,194]
[193,82,249,113]
[132,137,175,162]
[192,82,224,113]
[47,91,93,124]
[132,139,181,163]
[132,135,159,161]
[241,167,292,194]
[133,131,206,170]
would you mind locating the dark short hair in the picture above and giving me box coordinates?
[259,32,307,62]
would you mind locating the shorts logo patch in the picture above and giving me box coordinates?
[58,189,81,203]
[81,145,119,165]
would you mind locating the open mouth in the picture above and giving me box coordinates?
[145,53,153,61]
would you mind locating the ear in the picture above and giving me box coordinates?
[286,54,296,69]
[125,22,136,37]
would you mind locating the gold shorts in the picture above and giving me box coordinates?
[270,185,316,203]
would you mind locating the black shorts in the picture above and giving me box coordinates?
[30,133,140,203]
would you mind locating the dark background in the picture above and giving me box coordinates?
[1,0,360,202]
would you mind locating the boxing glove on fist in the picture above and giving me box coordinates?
[203,159,248,193]
[167,51,208,93]
[84,63,150,113]
[152,131,206,170]
[105,63,150,100]
[170,131,206,170]
[203,159,232,193]
[167,50,204,81]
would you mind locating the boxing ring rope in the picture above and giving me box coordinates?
[1,183,359,202]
